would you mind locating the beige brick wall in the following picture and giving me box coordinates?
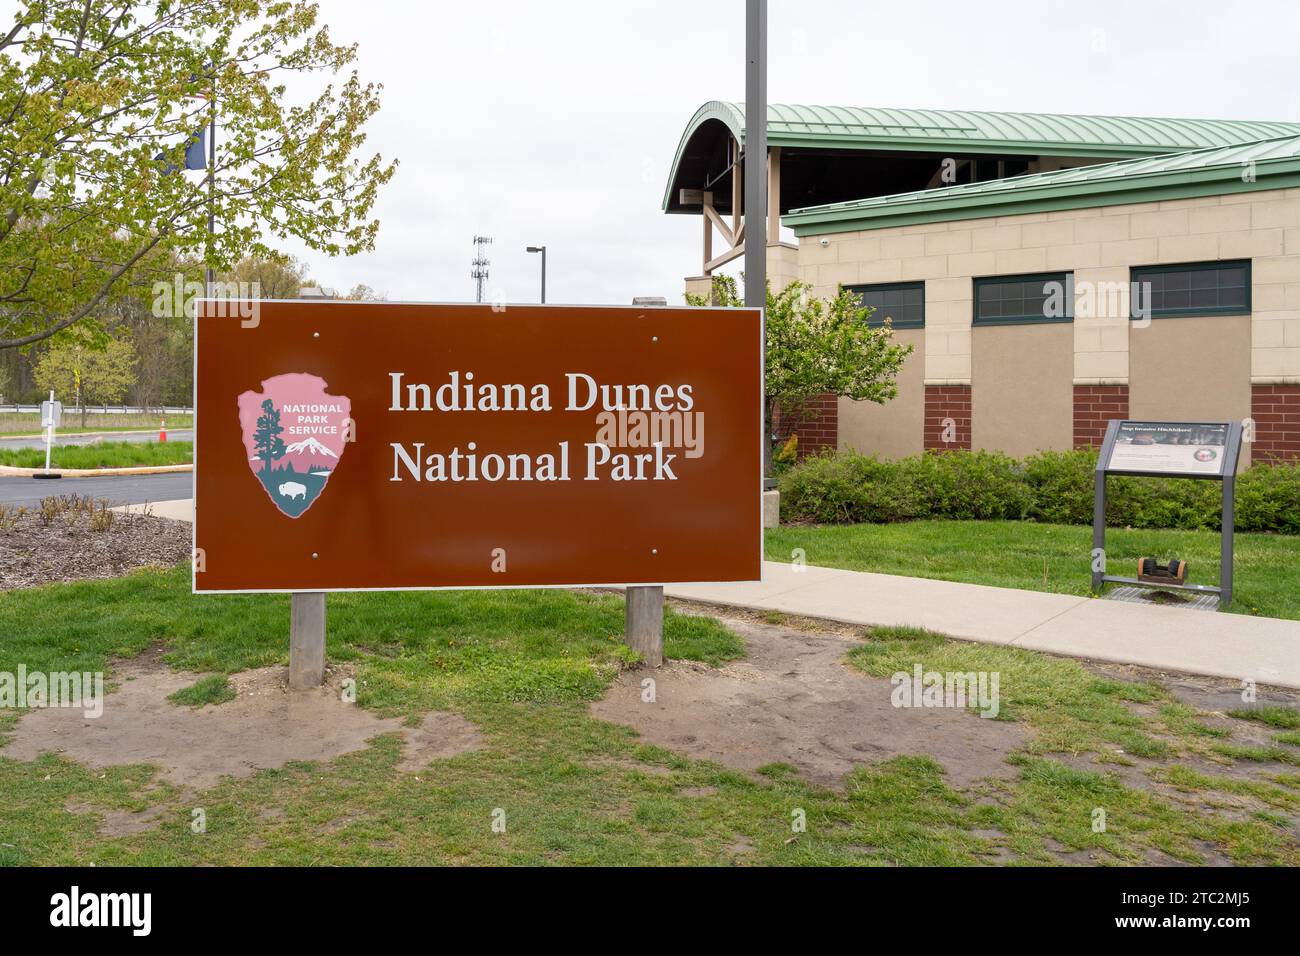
[683,275,713,303]
[800,187,1300,456]
[837,328,925,459]
[1129,315,1253,466]
[765,242,800,294]
[972,322,1074,457]
[802,188,1300,384]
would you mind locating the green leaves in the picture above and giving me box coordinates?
[0,0,396,349]
[688,274,913,411]
[33,327,137,407]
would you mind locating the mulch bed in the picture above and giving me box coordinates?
[0,500,190,589]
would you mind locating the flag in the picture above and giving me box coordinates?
[184,125,207,170]
[155,126,207,175]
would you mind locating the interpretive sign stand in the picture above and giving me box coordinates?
[1092,420,1243,607]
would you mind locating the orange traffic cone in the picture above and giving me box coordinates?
[159,419,167,442]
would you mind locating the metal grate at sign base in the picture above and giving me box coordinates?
[1101,585,1221,612]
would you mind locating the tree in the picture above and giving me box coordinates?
[223,254,313,300]
[689,275,913,473]
[33,329,137,426]
[341,282,383,301]
[0,0,397,351]
[253,398,285,474]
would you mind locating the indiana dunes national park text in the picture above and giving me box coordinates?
[387,370,701,483]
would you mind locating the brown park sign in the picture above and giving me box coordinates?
[194,300,763,592]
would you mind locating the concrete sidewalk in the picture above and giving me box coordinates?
[669,563,1300,689]
[112,498,193,522]
[148,497,1300,688]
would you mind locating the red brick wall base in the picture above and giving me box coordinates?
[923,385,971,451]
[1251,384,1300,462]
[772,394,838,457]
[1073,384,1130,450]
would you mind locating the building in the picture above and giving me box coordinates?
[663,103,1300,463]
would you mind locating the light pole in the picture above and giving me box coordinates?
[746,0,770,483]
[526,245,546,303]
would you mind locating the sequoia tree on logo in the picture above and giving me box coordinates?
[237,374,351,518]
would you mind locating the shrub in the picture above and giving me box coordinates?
[907,450,1032,520]
[779,447,1300,534]
[1236,463,1300,534]
[778,451,926,524]
[1022,449,1095,525]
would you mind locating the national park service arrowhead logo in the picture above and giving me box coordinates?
[237,373,351,518]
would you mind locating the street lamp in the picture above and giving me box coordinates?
[526,245,546,303]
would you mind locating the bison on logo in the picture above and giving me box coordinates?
[237,373,351,518]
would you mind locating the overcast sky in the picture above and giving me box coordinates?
[283,0,1300,305]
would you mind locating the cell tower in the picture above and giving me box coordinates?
[471,235,493,303]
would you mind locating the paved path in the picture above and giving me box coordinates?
[0,429,192,451]
[668,563,1300,689]
[0,472,192,507]
[111,498,193,521]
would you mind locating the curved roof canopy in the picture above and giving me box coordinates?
[784,134,1300,235]
[663,100,1300,212]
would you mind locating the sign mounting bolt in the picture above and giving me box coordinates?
[311,552,319,560]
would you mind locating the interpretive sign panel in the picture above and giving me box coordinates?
[1104,421,1234,478]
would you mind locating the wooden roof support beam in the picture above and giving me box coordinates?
[767,145,781,245]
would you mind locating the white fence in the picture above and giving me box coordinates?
[0,404,193,415]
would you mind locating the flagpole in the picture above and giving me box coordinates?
[205,67,216,297]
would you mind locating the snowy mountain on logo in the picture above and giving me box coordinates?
[285,437,338,458]
[283,436,340,471]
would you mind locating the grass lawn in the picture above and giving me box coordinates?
[0,439,192,470]
[767,520,1300,621]
[1,562,1298,865]
[0,412,192,437]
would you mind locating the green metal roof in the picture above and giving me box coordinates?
[784,134,1300,235]
[662,101,1300,211]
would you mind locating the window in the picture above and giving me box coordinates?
[846,281,925,329]
[1130,260,1251,319]
[974,272,1073,325]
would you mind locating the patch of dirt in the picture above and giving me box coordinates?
[66,801,170,838]
[0,504,190,589]
[1,655,483,789]
[1087,660,1300,714]
[727,836,756,859]
[397,712,487,772]
[591,616,1024,790]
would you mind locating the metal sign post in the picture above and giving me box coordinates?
[34,391,63,480]
[1092,419,1243,608]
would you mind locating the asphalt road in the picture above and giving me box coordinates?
[0,429,193,451]
[0,472,192,507]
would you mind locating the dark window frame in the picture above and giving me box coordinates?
[1129,260,1252,320]
[973,271,1074,327]
[845,281,926,329]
